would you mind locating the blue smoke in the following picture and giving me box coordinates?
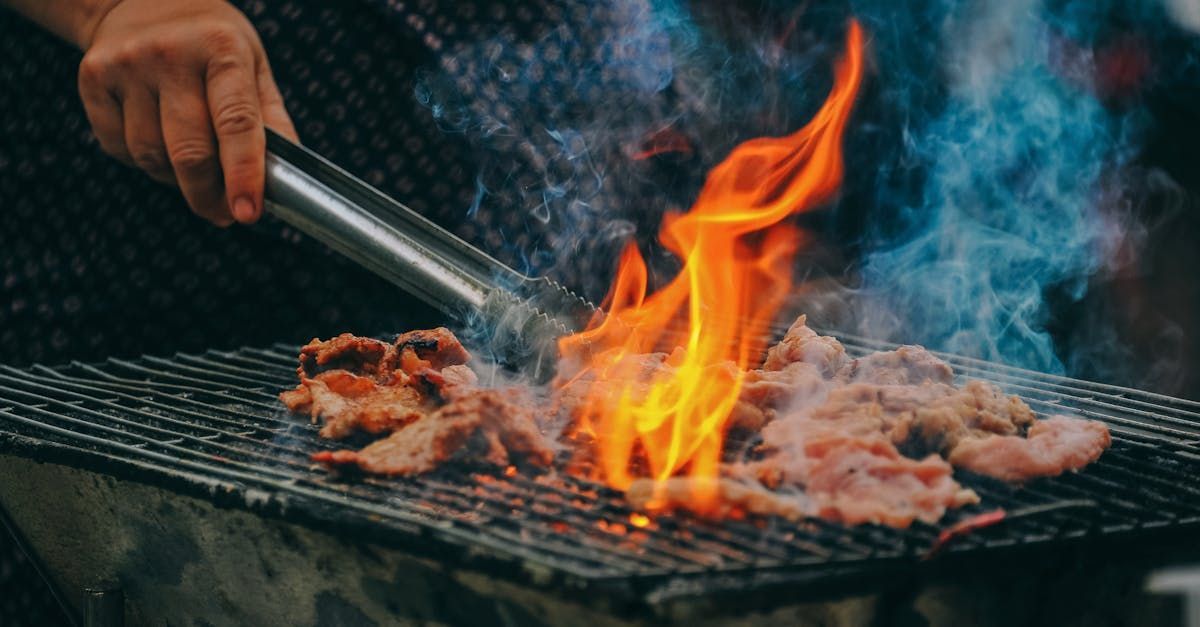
[849,0,1144,373]
[413,1,692,296]
[417,0,1164,377]
[413,0,850,298]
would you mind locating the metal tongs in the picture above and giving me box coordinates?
[262,129,597,377]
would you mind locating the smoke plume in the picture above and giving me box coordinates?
[416,0,1191,386]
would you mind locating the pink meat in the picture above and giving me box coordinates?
[762,315,849,376]
[948,415,1112,482]
[802,435,980,527]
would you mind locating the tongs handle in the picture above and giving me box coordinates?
[262,128,597,378]
[262,129,524,315]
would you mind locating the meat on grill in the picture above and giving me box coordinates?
[635,435,978,527]
[798,379,1037,457]
[281,319,1112,528]
[752,406,980,527]
[840,344,954,386]
[393,327,473,371]
[801,436,980,527]
[948,416,1114,482]
[282,330,553,475]
[731,361,828,431]
[311,387,555,475]
[295,333,397,378]
[279,329,475,439]
[751,318,1108,484]
[762,315,849,376]
[281,370,435,440]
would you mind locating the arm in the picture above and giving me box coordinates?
[1,0,298,226]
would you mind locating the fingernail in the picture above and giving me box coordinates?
[233,197,257,223]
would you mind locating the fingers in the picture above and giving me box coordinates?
[161,73,233,227]
[78,56,131,166]
[76,7,291,228]
[121,87,174,184]
[206,52,264,224]
[256,58,298,143]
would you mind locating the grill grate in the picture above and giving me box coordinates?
[1,336,1199,612]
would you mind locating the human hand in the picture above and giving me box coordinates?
[77,0,298,226]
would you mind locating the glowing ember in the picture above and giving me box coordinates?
[558,21,866,513]
[628,512,651,528]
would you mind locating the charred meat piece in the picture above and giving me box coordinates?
[948,415,1112,482]
[394,327,472,372]
[281,370,436,440]
[892,380,1037,454]
[312,388,554,475]
[296,333,397,379]
[280,330,477,440]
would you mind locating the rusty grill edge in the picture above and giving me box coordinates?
[0,336,1199,617]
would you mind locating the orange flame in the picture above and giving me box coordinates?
[558,21,865,512]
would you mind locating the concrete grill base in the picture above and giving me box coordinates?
[0,456,1186,626]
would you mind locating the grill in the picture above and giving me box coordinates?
[1,333,1200,621]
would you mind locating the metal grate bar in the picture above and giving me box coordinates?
[835,331,1200,414]
[92,358,283,400]
[2,364,857,572]
[1,338,1199,605]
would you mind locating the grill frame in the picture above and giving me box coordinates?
[1,337,1199,617]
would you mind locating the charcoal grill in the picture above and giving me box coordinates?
[1,333,1199,625]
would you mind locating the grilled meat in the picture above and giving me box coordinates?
[840,344,954,386]
[394,327,473,371]
[731,361,828,431]
[948,416,1113,481]
[742,318,1109,522]
[634,432,978,528]
[800,379,1037,456]
[762,315,849,376]
[279,329,475,439]
[296,333,397,378]
[282,319,1112,528]
[798,435,979,527]
[754,405,979,527]
[312,387,554,475]
[281,370,434,440]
